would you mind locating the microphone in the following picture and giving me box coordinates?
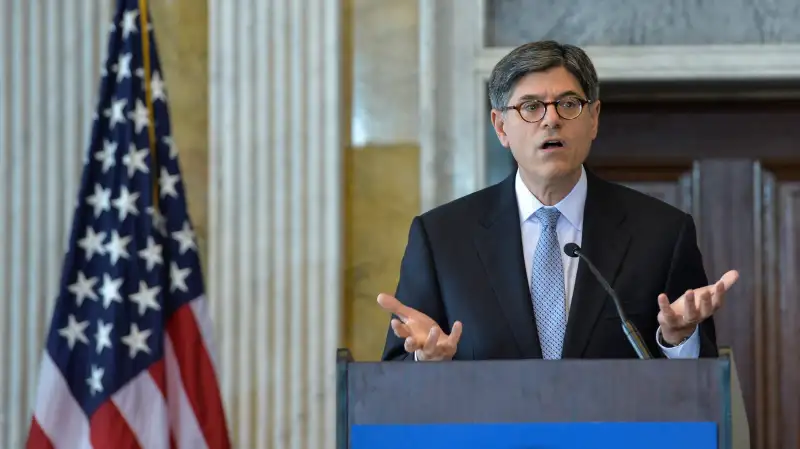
[563,243,652,359]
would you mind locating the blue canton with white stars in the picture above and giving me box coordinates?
[45,0,204,417]
[530,207,568,359]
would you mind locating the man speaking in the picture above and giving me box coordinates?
[379,40,739,362]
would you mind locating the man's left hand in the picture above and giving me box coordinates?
[657,270,739,345]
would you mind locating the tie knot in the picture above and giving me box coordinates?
[535,207,561,228]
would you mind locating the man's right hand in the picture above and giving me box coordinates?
[377,293,463,361]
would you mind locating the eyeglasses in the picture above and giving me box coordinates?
[499,96,593,123]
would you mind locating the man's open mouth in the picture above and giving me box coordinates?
[541,140,564,149]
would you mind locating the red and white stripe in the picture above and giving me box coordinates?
[25,295,231,449]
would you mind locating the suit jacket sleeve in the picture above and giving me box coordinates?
[663,213,719,358]
[381,216,448,361]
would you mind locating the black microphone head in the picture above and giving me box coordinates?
[564,243,581,257]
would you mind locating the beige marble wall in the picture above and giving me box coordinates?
[344,0,422,361]
[350,0,419,146]
[151,0,421,364]
[150,0,209,269]
[345,145,420,361]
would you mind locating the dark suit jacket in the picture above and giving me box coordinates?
[381,168,718,361]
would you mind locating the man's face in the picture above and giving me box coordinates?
[491,66,600,184]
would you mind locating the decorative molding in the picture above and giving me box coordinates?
[208,0,343,448]
[0,1,112,447]
[419,0,800,211]
[476,45,800,81]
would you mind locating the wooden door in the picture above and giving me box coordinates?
[588,95,800,449]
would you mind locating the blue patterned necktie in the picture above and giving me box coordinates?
[531,207,568,359]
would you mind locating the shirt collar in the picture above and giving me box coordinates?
[514,165,587,231]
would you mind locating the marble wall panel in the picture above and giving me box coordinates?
[486,0,800,47]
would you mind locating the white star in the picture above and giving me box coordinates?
[99,274,123,309]
[172,221,197,255]
[121,323,151,359]
[95,320,113,354]
[112,185,140,221]
[86,183,111,218]
[170,262,191,293]
[129,280,161,316]
[162,135,177,159]
[68,271,98,306]
[150,71,166,102]
[77,227,106,261]
[121,9,139,39]
[128,99,150,134]
[107,97,127,129]
[147,206,167,236]
[94,139,117,173]
[159,167,179,199]
[122,143,149,178]
[86,365,105,396]
[58,314,89,350]
[138,236,163,271]
[106,98,128,129]
[116,52,132,83]
[105,230,131,265]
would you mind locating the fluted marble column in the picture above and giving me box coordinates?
[0,1,111,447]
[208,1,343,449]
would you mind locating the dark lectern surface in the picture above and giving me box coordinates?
[337,350,733,449]
[347,358,725,424]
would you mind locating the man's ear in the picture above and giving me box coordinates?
[589,100,601,139]
[490,109,511,148]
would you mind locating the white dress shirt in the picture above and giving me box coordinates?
[515,165,699,359]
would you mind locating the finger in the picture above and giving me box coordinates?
[437,322,463,358]
[390,318,411,339]
[422,327,439,356]
[404,336,420,353]
[696,288,713,318]
[658,294,682,328]
[377,293,417,322]
[658,294,677,319]
[712,279,726,309]
[447,321,463,346]
[683,290,699,323]
[690,271,737,301]
[405,335,425,353]
[719,270,739,291]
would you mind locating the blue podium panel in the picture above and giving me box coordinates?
[351,422,717,449]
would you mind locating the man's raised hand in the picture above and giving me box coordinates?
[657,269,739,345]
[377,293,462,361]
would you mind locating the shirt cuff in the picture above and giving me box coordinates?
[657,325,700,359]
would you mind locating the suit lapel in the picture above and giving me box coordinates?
[473,176,542,359]
[561,172,631,358]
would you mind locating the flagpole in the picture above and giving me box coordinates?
[138,0,160,208]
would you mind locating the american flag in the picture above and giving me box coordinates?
[25,1,232,447]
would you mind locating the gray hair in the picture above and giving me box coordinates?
[487,40,599,110]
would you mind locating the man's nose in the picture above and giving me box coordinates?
[539,103,562,128]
